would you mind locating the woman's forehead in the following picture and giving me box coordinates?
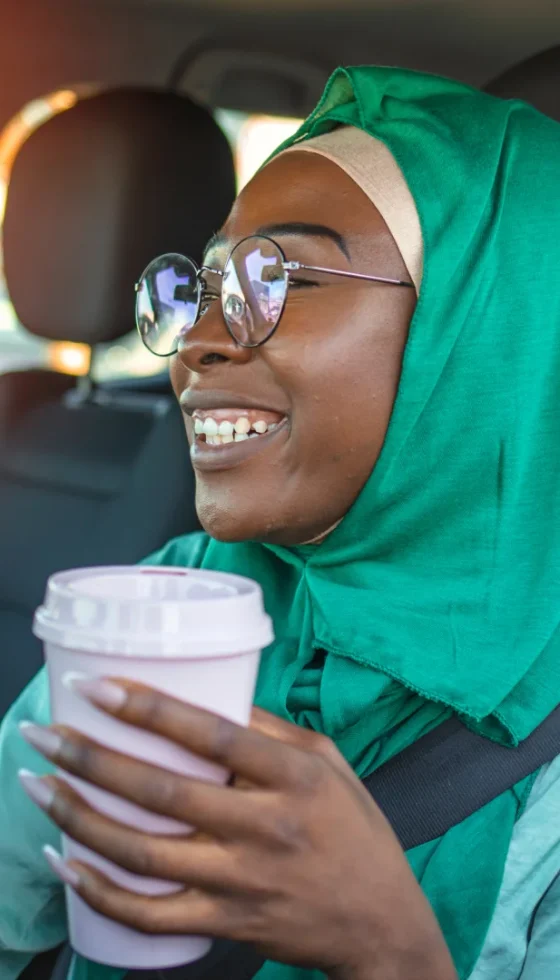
[211,151,389,261]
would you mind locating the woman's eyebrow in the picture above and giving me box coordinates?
[204,223,350,262]
[255,223,351,261]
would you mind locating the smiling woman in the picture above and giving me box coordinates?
[3,63,560,980]
[168,156,415,545]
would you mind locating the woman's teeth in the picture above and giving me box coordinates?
[194,415,280,446]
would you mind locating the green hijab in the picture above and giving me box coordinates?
[76,67,560,980]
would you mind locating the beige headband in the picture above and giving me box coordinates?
[280,126,423,294]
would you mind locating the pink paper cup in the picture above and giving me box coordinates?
[33,566,273,970]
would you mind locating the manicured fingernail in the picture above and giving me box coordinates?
[62,672,127,710]
[18,769,55,812]
[43,845,81,889]
[19,722,63,759]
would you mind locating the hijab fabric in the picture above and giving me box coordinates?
[283,125,424,291]
[75,66,560,980]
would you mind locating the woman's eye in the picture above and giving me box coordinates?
[288,277,321,290]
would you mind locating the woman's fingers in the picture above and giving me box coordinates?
[47,855,232,937]
[59,677,306,787]
[24,720,251,828]
[19,726,280,841]
[23,774,238,888]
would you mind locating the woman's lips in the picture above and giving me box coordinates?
[190,418,289,472]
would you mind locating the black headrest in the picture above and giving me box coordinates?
[3,89,236,345]
[484,46,560,121]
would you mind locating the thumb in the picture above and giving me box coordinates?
[249,705,305,745]
[249,706,353,781]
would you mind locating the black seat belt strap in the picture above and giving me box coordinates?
[367,702,560,850]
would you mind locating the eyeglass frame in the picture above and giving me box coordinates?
[134,234,415,356]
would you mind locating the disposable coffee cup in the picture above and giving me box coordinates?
[33,565,273,971]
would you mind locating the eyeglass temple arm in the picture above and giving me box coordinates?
[136,263,412,290]
[284,260,414,289]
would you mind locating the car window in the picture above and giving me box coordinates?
[0,95,301,384]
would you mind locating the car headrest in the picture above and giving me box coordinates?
[3,88,236,345]
[484,46,560,121]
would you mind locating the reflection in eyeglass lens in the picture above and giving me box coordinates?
[223,261,252,345]
[135,255,202,355]
[224,241,287,344]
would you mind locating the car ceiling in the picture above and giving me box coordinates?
[1,0,560,129]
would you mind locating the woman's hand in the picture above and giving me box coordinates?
[19,679,457,980]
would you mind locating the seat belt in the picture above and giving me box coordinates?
[51,703,560,980]
[365,702,560,850]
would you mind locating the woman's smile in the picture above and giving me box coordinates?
[189,410,289,471]
[179,390,290,472]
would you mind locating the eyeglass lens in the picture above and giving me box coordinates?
[136,253,200,356]
[135,237,289,356]
[222,237,287,347]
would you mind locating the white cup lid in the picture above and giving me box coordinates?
[33,566,274,657]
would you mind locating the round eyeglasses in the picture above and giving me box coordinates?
[134,235,414,357]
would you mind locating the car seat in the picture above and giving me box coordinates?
[0,88,236,717]
[484,45,560,120]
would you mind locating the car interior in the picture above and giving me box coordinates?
[1,3,560,973]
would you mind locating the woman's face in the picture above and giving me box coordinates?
[170,151,416,545]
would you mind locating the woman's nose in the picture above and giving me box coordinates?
[175,302,253,373]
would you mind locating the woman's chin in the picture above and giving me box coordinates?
[197,505,337,548]
[194,484,344,546]
[201,523,253,544]
[196,499,287,545]
[196,498,264,543]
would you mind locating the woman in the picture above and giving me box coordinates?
[3,65,560,980]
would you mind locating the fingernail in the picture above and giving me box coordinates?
[18,769,55,812]
[19,722,63,759]
[62,672,127,710]
[43,845,81,889]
